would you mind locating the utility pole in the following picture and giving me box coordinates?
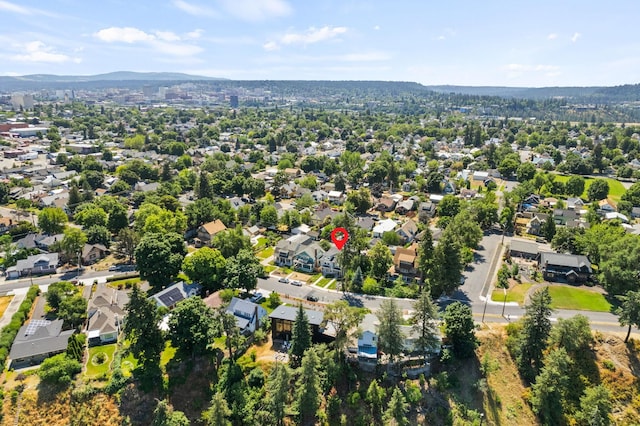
[501,288,507,317]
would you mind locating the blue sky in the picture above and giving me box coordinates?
[0,0,639,87]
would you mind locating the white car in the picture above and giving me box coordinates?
[250,294,265,303]
[290,280,303,287]
[278,277,289,283]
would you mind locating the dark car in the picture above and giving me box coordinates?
[306,295,318,302]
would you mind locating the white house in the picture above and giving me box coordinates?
[372,218,398,238]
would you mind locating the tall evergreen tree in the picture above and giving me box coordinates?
[443,301,477,358]
[376,298,405,363]
[289,305,311,368]
[203,392,232,426]
[411,290,440,361]
[123,286,164,371]
[294,348,321,425]
[197,170,212,200]
[417,227,434,282]
[366,379,386,422]
[266,363,291,426]
[383,387,409,426]
[530,348,572,426]
[428,232,464,297]
[517,287,553,382]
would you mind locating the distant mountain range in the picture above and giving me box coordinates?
[0,72,638,102]
[2,71,225,83]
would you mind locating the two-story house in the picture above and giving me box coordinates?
[388,243,420,282]
[320,246,342,278]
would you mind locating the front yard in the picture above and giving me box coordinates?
[547,285,612,312]
[491,283,533,305]
[85,343,117,378]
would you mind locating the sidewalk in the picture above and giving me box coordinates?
[0,288,29,329]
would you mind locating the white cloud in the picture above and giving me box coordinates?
[185,29,204,39]
[339,52,390,62]
[505,63,559,72]
[93,26,203,56]
[571,32,581,42]
[436,35,446,41]
[373,25,380,31]
[94,27,155,43]
[172,0,218,17]
[263,41,279,51]
[218,0,292,21]
[547,33,558,40]
[0,0,29,14]
[265,26,348,50]
[10,41,79,63]
[283,26,347,45]
[154,31,181,42]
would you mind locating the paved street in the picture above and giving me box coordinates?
[257,231,636,338]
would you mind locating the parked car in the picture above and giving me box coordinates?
[290,280,303,286]
[306,295,318,302]
[278,277,289,283]
[250,294,265,303]
[108,265,120,272]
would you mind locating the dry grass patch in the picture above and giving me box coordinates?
[0,295,14,319]
[476,328,538,426]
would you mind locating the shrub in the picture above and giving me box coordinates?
[405,381,422,404]
[268,291,281,308]
[37,354,82,386]
[220,288,236,303]
[94,352,107,364]
[602,359,616,371]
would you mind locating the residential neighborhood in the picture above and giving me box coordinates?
[0,74,639,424]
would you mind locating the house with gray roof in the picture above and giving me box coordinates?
[539,252,592,283]
[509,240,540,260]
[7,253,59,279]
[269,305,325,342]
[226,297,267,334]
[150,281,202,310]
[86,283,128,346]
[9,319,74,368]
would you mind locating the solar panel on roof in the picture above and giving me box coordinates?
[158,288,184,307]
[24,319,50,336]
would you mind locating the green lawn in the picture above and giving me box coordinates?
[553,174,626,202]
[327,280,338,290]
[257,247,274,259]
[309,273,322,284]
[85,343,117,378]
[160,342,177,368]
[548,285,612,312]
[121,351,139,378]
[491,283,533,305]
[317,277,332,288]
[264,265,277,273]
[254,237,268,249]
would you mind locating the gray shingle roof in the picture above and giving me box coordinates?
[9,319,74,360]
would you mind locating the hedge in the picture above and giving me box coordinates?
[0,285,40,371]
[105,273,140,282]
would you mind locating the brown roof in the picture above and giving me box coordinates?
[200,219,227,236]
[393,245,417,266]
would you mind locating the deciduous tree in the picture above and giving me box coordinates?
[135,232,185,289]
[182,247,226,291]
[38,207,67,235]
[168,297,217,358]
[617,290,640,343]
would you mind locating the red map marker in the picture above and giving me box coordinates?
[331,227,349,250]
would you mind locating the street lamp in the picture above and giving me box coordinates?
[480,413,485,426]
[501,287,507,318]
